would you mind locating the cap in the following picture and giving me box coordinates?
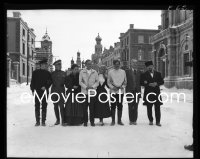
[145,61,153,67]
[53,59,61,65]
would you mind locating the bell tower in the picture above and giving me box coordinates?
[95,33,102,55]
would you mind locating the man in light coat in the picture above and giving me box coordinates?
[79,59,99,127]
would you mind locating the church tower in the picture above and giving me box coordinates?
[95,33,102,55]
[76,51,81,68]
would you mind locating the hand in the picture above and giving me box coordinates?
[113,87,119,91]
[41,86,46,91]
[144,81,147,84]
[149,82,157,87]
[73,86,78,89]
[86,86,93,90]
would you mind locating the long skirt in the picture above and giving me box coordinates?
[64,94,84,125]
[94,93,111,119]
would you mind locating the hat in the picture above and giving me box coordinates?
[39,59,48,64]
[53,59,61,65]
[145,60,153,67]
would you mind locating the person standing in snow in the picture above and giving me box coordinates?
[140,60,164,126]
[125,59,142,125]
[51,60,67,126]
[107,59,127,126]
[30,59,52,126]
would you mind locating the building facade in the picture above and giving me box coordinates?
[35,30,53,72]
[151,10,193,89]
[119,24,159,71]
[7,12,36,83]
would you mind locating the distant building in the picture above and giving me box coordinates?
[7,12,36,83]
[119,24,159,71]
[151,10,193,89]
[35,29,53,72]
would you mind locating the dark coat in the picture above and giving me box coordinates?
[30,69,52,93]
[140,70,164,106]
[65,72,81,94]
[125,69,142,98]
[51,70,66,93]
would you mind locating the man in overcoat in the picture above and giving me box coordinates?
[140,60,164,126]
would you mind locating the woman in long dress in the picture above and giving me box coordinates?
[94,65,111,126]
[64,64,83,125]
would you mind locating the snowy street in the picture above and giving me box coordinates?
[7,83,193,158]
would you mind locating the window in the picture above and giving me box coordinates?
[127,36,129,45]
[27,64,29,77]
[184,52,190,75]
[23,29,25,37]
[32,50,34,60]
[138,35,144,43]
[32,38,34,44]
[32,66,34,74]
[23,43,25,55]
[23,63,25,76]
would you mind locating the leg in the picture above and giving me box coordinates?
[59,102,65,125]
[147,104,153,124]
[154,103,161,126]
[117,94,124,125]
[89,97,95,126]
[34,94,40,126]
[83,95,89,126]
[127,92,134,123]
[41,96,48,126]
[54,103,60,125]
[110,94,117,126]
[132,102,139,123]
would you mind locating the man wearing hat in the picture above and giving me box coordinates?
[51,59,67,126]
[30,59,52,126]
[140,60,164,126]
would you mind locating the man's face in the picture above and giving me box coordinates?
[73,66,79,74]
[55,64,61,71]
[147,65,154,72]
[41,63,46,70]
[131,60,137,69]
[36,64,40,69]
[114,62,120,70]
[86,61,92,70]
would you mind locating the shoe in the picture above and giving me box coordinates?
[100,122,104,126]
[62,123,67,126]
[129,122,133,125]
[133,122,137,125]
[184,144,193,151]
[54,120,60,125]
[41,122,46,126]
[83,123,87,127]
[35,122,40,126]
[91,123,95,127]
[149,122,153,125]
[110,121,115,126]
[156,123,162,127]
[118,121,124,126]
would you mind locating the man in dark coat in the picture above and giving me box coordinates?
[125,59,142,125]
[51,60,67,126]
[30,59,52,126]
[140,60,164,126]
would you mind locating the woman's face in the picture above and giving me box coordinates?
[73,66,79,74]
[99,67,106,74]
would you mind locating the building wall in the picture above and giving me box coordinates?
[7,20,17,52]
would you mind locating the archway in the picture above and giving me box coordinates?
[158,48,166,78]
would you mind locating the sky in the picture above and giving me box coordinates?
[7,10,161,70]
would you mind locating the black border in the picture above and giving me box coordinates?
[2,2,200,159]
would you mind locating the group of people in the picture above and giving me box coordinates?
[30,58,164,127]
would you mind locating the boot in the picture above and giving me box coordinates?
[35,108,40,125]
[54,105,60,124]
[117,110,124,125]
[110,109,115,126]
[42,106,47,125]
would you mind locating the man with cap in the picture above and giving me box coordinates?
[140,60,164,126]
[30,59,53,126]
[51,59,67,126]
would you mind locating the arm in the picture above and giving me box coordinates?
[140,72,148,87]
[30,71,35,93]
[92,72,99,89]
[156,72,164,86]
[121,70,127,88]
[45,72,53,90]
[79,71,87,89]
[107,71,114,89]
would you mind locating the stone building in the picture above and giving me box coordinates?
[119,24,159,71]
[35,29,53,72]
[151,10,193,89]
[7,12,36,83]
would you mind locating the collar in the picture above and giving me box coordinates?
[82,68,95,73]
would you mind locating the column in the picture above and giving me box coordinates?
[7,55,11,87]
[13,61,20,83]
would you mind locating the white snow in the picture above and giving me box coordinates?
[7,83,193,158]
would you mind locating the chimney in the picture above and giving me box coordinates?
[120,33,124,37]
[158,25,162,30]
[130,24,134,29]
[30,28,34,32]
[13,12,21,18]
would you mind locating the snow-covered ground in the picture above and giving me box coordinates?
[7,83,193,158]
